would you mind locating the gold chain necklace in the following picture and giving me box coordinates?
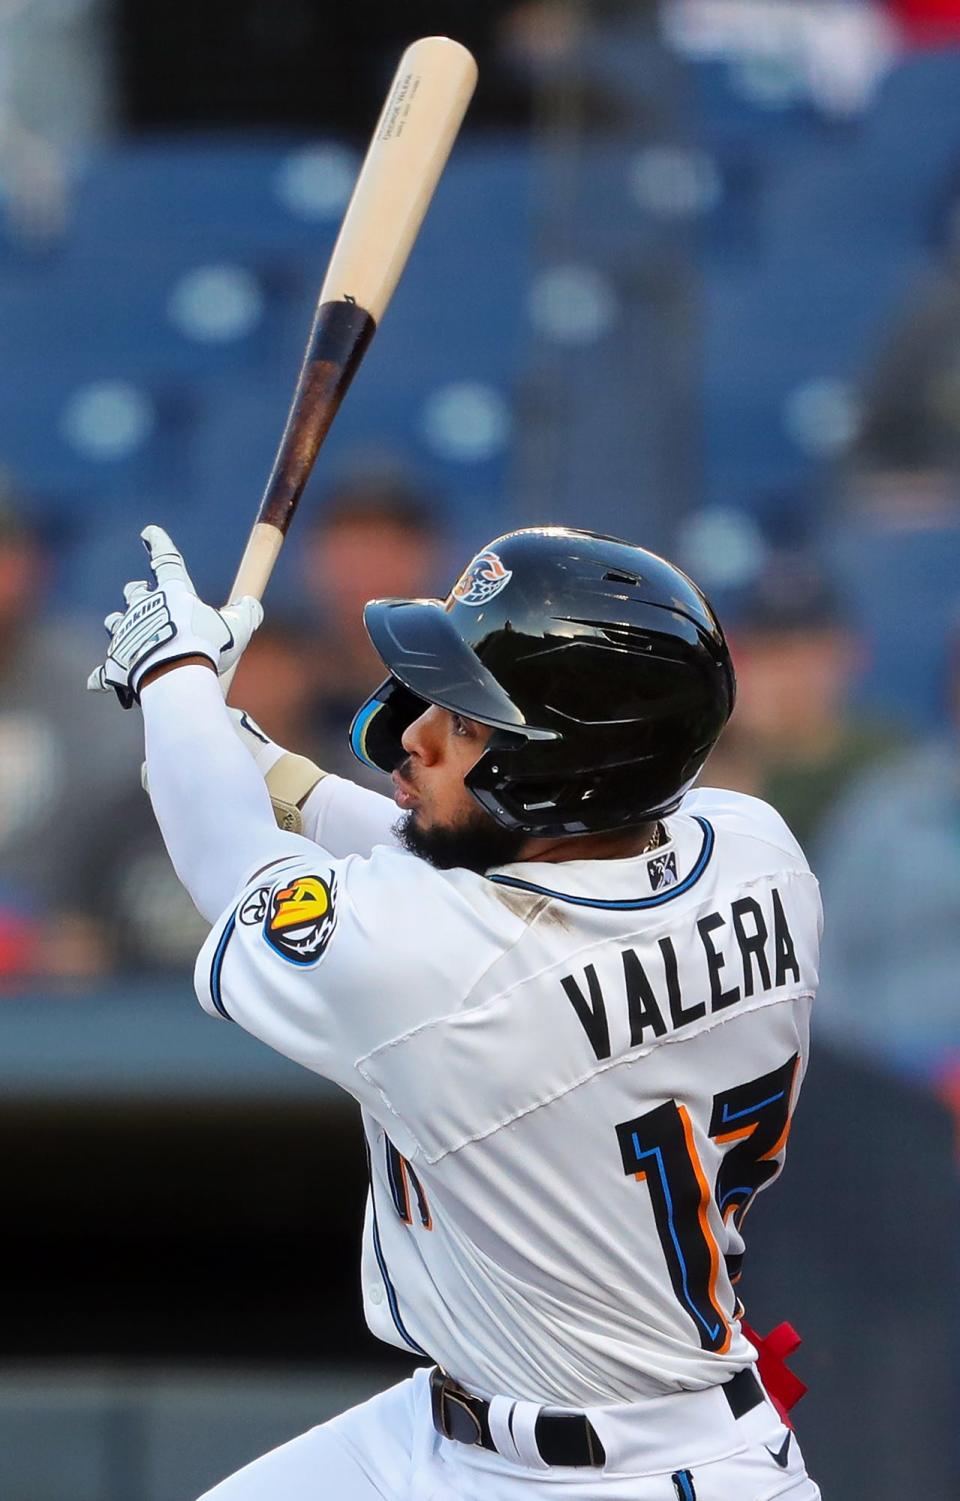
[642,820,664,855]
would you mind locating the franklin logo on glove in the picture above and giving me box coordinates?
[87,525,262,707]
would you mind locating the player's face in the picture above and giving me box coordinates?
[392,705,527,873]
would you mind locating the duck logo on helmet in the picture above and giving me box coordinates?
[451,550,512,607]
[264,873,338,965]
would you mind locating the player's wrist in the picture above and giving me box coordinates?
[227,707,285,774]
[139,654,218,694]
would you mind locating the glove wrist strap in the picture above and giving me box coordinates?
[265,753,326,834]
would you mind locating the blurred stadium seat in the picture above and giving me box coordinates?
[0,138,532,579]
[3,55,960,683]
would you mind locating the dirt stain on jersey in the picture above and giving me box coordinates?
[493,887,569,929]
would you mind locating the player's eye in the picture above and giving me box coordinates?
[450,713,472,737]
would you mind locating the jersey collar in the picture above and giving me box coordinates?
[487,816,715,911]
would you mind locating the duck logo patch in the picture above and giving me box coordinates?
[264,873,337,965]
[451,549,512,607]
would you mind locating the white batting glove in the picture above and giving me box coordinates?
[87,525,263,709]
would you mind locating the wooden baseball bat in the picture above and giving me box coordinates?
[221,35,478,691]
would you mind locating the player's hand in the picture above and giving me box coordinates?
[87,525,263,709]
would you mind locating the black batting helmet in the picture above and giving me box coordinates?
[350,527,735,838]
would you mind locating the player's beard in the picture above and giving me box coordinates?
[394,805,527,874]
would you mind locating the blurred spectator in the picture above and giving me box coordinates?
[829,463,960,730]
[662,0,899,118]
[497,0,683,133]
[851,285,960,490]
[843,463,960,527]
[815,622,960,1062]
[849,152,960,496]
[706,551,905,851]
[887,0,960,45]
[229,616,324,756]
[0,0,116,248]
[0,481,143,981]
[498,0,585,77]
[0,0,115,141]
[298,465,448,781]
[86,790,210,975]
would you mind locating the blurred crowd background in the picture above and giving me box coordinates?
[3,1,960,1498]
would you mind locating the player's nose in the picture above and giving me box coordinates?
[401,705,442,763]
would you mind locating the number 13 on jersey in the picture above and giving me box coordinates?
[616,1055,800,1353]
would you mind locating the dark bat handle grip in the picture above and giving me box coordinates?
[258,298,377,536]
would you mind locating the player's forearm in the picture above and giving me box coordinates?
[226,707,396,851]
[142,665,307,922]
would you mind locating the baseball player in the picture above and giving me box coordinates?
[90,523,822,1501]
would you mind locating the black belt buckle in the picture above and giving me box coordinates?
[430,1368,486,1448]
[429,1366,606,1468]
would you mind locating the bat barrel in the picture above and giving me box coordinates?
[224,32,477,663]
[318,36,478,319]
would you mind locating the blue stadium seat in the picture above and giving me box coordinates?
[70,137,342,261]
[689,59,819,144]
[0,251,296,389]
[0,361,193,519]
[5,65,960,629]
[0,137,533,548]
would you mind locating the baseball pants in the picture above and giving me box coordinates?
[197,1366,821,1501]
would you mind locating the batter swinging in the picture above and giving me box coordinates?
[90,524,822,1500]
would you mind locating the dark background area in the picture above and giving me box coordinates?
[115,0,533,134]
[6,1044,959,1495]
[4,1097,395,1365]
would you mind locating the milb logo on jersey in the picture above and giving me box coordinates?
[263,873,338,965]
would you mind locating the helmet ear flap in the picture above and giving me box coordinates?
[350,678,429,774]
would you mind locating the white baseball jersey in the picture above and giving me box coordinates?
[195,780,820,1407]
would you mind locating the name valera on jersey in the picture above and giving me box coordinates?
[561,887,800,1061]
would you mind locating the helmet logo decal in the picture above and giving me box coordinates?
[452,549,512,607]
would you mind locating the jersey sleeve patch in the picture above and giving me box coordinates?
[260,870,338,966]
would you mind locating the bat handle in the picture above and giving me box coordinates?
[220,521,284,698]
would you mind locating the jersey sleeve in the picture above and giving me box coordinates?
[194,844,521,1119]
[299,774,400,859]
